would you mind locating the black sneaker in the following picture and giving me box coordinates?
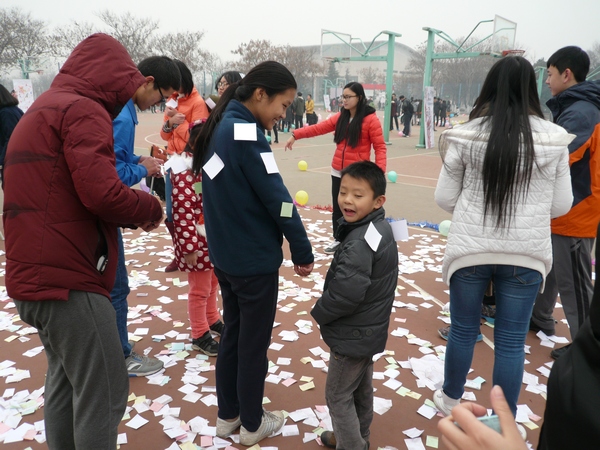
[529,319,555,336]
[550,343,571,360]
[192,331,219,356]
[320,431,337,448]
[210,320,224,336]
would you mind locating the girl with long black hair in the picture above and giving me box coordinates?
[432,56,574,439]
[191,60,314,447]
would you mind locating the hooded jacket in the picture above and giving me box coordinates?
[3,33,163,302]
[311,208,398,358]
[292,107,387,172]
[547,80,600,238]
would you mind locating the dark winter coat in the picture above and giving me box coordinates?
[3,33,163,302]
[311,208,398,357]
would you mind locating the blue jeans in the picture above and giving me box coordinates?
[111,229,132,358]
[165,169,173,222]
[443,265,542,415]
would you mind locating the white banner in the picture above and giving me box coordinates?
[424,87,435,149]
[12,79,34,112]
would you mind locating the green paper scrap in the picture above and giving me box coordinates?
[170,342,185,351]
[426,435,439,448]
[396,386,410,396]
[194,182,202,194]
[424,398,437,408]
[280,202,294,218]
[473,376,486,384]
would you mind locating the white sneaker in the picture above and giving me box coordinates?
[216,416,242,438]
[239,410,285,446]
[323,240,340,255]
[433,389,460,416]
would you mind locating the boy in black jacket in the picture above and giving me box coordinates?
[311,161,399,450]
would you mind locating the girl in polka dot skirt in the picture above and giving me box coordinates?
[171,130,224,356]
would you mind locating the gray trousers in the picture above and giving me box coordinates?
[531,234,594,340]
[16,291,128,450]
[325,352,372,450]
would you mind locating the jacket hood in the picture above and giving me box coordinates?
[365,105,377,116]
[547,80,600,115]
[51,33,145,119]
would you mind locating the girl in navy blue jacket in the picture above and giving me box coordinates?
[191,61,314,447]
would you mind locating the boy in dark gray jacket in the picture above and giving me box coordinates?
[311,161,398,450]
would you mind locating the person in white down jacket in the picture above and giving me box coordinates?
[431,56,574,436]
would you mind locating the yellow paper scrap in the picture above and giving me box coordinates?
[300,357,313,364]
[300,376,314,382]
[300,381,315,391]
[179,442,197,450]
[523,421,539,430]
[4,335,17,343]
[406,391,422,400]
[426,435,439,448]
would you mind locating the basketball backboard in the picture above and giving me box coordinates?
[320,29,353,60]
[491,15,517,53]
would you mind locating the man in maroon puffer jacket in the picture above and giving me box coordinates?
[3,33,163,449]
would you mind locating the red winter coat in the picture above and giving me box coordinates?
[3,34,163,302]
[292,109,387,172]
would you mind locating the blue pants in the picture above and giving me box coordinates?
[111,229,132,358]
[443,265,542,415]
[214,268,279,432]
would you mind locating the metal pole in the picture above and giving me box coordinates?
[535,67,545,99]
[418,29,435,149]
[383,33,396,144]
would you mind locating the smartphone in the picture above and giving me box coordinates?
[455,414,502,434]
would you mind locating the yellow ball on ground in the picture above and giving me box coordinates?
[295,190,309,206]
[298,160,308,171]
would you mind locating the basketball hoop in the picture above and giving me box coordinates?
[502,49,525,57]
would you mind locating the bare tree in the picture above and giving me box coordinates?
[96,10,158,63]
[231,39,285,73]
[50,21,98,58]
[359,66,385,84]
[0,7,51,76]
[588,42,600,78]
[158,31,210,74]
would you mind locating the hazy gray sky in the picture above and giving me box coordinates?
[9,0,598,63]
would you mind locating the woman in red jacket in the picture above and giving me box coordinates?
[285,82,387,253]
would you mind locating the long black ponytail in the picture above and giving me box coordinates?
[191,61,297,175]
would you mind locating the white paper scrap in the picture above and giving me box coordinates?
[234,122,257,141]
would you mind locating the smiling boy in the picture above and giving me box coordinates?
[311,161,399,450]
